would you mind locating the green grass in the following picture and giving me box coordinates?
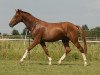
[0,41,100,61]
[0,60,100,75]
[0,41,100,75]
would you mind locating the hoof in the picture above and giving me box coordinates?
[48,63,52,65]
[84,63,88,66]
[58,60,61,65]
[84,62,88,66]
[19,61,23,64]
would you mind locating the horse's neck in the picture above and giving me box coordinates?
[22,14,39,31]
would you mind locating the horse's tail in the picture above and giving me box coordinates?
[76,25,87,54]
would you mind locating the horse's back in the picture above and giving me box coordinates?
[41,21,78,42]
[41,22,66,41]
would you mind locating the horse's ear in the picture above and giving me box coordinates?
[17,9,20,12]
[17,9,21,13]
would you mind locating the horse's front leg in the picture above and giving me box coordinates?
[20,37,40,63]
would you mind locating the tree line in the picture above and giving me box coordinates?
[1,28,29,36]
[11,28,29,35]
[82,25,100,37]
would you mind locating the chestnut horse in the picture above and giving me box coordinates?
[9,9,87,66]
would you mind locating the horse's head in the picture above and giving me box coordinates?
[9,9,23,27]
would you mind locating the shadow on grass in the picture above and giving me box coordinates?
[18,60,91,66]
[38,62,82,66]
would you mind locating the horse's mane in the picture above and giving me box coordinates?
[18,9,44,23]
[18,9,32,16]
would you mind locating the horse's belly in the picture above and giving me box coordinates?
[43,30,65,42]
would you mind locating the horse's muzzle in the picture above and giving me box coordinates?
[9,23,14,28]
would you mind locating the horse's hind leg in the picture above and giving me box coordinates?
[58,39,71,64]
[72,41,87,66]
[40,41,52,65]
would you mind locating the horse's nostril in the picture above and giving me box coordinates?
[9,23,13,28]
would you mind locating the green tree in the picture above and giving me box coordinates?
[21,27,30,35]
[12,29,20,35]
[91,27,100,31]
[2,33,8,36]
[82,24,89,30]
[90,27,100,37]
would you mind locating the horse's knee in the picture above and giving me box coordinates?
[79,49,84,53]
[74,42,85,53]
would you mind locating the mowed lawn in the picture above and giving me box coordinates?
[0,60,100,75]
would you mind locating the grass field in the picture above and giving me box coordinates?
[0,60,100,75]
[0,41,100,75]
